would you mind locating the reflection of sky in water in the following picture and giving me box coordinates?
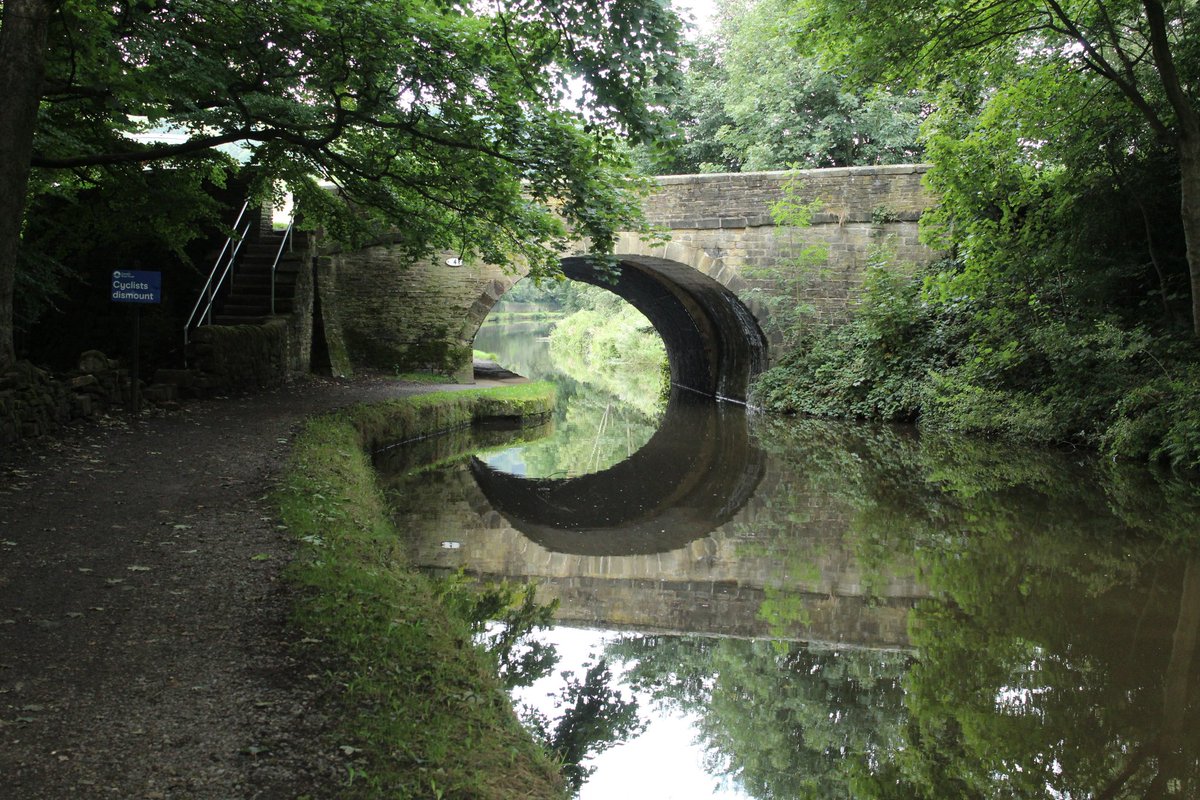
[483,447,528,476]
[513,626,749,800]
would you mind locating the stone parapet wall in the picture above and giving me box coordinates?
[625,166,940,344]
[644,165,932,228]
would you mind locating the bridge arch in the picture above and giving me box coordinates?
[463,240,770,402]
[468,391,766,555]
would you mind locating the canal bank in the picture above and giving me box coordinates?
[277,383,563,799]
[0,374,555,799]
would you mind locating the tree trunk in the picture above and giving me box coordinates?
[1181,138,1200,338]
[0,0,55,370]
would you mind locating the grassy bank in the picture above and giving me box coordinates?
[275,384,564,799]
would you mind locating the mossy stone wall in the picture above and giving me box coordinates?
[319,242,517,380]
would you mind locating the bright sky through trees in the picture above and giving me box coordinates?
[674,0,716,36]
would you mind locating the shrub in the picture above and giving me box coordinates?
[1102,364,1200,468]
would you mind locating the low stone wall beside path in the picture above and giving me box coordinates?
[0,321,299,450]
[188,319,292,393]
[0,355,136,448]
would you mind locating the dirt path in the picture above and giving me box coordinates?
[0,375,446,799]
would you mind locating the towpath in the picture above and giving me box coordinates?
[0,375,464,799]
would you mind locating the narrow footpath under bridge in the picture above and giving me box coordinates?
[315,164,940,402]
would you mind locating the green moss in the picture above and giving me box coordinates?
[345,327,473,378]
[276,383,564,799]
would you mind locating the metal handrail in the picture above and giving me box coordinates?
[183,200,251,360]
[269,218,295,315]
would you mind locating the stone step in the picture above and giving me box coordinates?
[230,269,298,284]
[211,314,271,326]
[205,228,304,323]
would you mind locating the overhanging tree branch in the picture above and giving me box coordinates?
[1142,0,1200,140]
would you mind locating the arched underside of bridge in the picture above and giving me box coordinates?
[557,255,768,402]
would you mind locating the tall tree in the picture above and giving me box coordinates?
[0,0,57,368]
[0,0,685,369]
[797,0,1200,336]
[642,0,922,174]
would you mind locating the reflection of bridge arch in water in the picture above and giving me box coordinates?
[469,392,766,556]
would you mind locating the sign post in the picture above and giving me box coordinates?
[111,270,162,412]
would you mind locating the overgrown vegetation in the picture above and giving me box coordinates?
[276,384,571,799]
[727,0,1200,469]
[752,246,1200,467]
[548,286,667,415]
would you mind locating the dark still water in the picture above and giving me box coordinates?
[376,322,1200,799]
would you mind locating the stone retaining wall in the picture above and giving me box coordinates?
[317,244,513,379]
[189,319,291,391]
[0,354,144,449]
[1,314,302,450]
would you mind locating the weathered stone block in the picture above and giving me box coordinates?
[78,350,114,374]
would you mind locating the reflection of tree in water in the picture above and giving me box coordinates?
[453,579,644,796]
[515,390,662,478]
[475,311,667,479]
[520,658,645,795]
[547,301,667,419]
[735,418,1200,798]
[609,634,910,799]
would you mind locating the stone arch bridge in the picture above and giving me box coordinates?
[316,164,938,402]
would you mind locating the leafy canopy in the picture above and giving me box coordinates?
[28,0,686,276]
[641,0,923,174]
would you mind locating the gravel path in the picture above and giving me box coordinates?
[0,375,438,799]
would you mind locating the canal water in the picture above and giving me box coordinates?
[375,319,1200,799]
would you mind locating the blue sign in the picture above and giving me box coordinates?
[111,270,161,304]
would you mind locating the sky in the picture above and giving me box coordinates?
[673,0,718,37]
[512,626,750,800]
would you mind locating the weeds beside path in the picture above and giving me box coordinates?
[0,374,471,799]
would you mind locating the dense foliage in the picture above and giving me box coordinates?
[740,0,1200,467]
[548,285,667,412]
[0,0,686,367]
[639,0,923,174]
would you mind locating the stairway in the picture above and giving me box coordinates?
[209,228,307,325]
